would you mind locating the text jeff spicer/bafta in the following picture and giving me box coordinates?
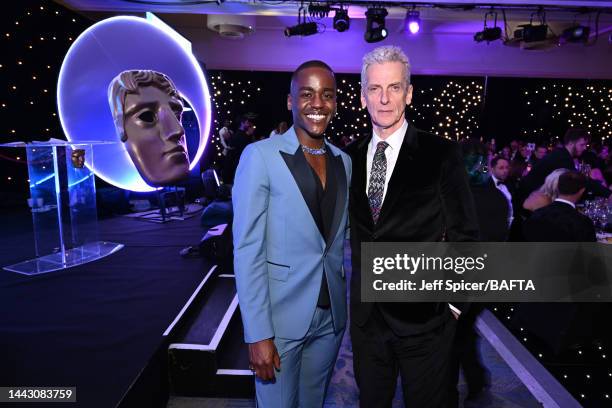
[372,279,536,292]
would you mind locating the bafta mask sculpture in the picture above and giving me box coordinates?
[71,148,86,169]
[108,70,189,187]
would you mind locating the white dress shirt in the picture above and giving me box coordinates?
[491,174,513,227]
[366,120,409,205]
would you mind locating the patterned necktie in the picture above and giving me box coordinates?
[367,141,389,224]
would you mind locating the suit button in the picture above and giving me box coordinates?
[372,233,378,240]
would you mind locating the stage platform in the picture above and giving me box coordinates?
[0,209,214,408]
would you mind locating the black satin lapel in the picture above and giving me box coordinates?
[280,149,321,233]
[377,126,418,225]
[326,153,346,250]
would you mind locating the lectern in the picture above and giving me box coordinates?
[1,141,123,275]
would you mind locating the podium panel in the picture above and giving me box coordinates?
[2,142,123,275]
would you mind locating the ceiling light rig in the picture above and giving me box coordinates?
[364,7,388,43]
[405,9,421,35]
[560,24,590,43]
[333,6,350,32]
[514,8,549,43]
[474,10,502,43]
[285,5,320,37]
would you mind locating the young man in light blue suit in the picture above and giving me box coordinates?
[232,60,351,407]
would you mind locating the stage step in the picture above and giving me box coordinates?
[168,268,238,395]
[213,308,254,398]
[167,269,253,397]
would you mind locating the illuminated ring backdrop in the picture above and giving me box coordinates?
[57,16,212,192]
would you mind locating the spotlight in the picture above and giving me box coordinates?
[514,23,548,42]
[284,22,318,37]
[561,25,590,43]
[474,10,502,43]
[333,8,350,32]
[405,10,420,34]
[365,7,388,43]
[474,27,502,42]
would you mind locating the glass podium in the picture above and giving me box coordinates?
[1,141,123,275]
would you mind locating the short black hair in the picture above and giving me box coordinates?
[290,60,335,92]
[563,128,589,145]
[557,171,587,195]
[490,156,509,168]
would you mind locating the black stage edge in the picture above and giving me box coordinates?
[0,209,213,408]
[167,265,254,399]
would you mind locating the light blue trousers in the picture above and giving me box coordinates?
[255,307,344,408]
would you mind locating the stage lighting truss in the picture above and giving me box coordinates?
[285,5,321,37]
[474,10,502,43]
[365,7,388,43]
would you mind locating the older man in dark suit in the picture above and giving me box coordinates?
[346,45,479,408]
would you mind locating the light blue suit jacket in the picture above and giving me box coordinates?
[232,127,351,343]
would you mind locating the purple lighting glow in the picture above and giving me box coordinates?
[57,16,212,192]
[406,10,421,35]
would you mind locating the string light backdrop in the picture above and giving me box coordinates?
[521,82,612,143]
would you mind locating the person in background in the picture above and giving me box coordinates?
[269,121,288,137]
[224,114,255,183]
[219,119,234,157]
[517,128,611,207]
[533,145,548,162]
[523,171,595,242]
[509,139,520,161]
[500,146,511,160]
[523,168,568,212]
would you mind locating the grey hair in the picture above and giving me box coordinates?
[539,168,569,200]
[361,45,411,92]
[108,70,180,142]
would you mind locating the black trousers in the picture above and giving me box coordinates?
[448,304,489,407]
[351,305,457,408]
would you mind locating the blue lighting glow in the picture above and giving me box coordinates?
[57,16,212,192]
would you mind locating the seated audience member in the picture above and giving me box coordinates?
[509,139,520,160]
[518,128,611,206]
[508,158,528,193]
[531,145,548,165]
[523,168,568,212]
[471,156,513,241]
[513,143,532,164]
[523,171,596,242]
[500,146,511,160]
